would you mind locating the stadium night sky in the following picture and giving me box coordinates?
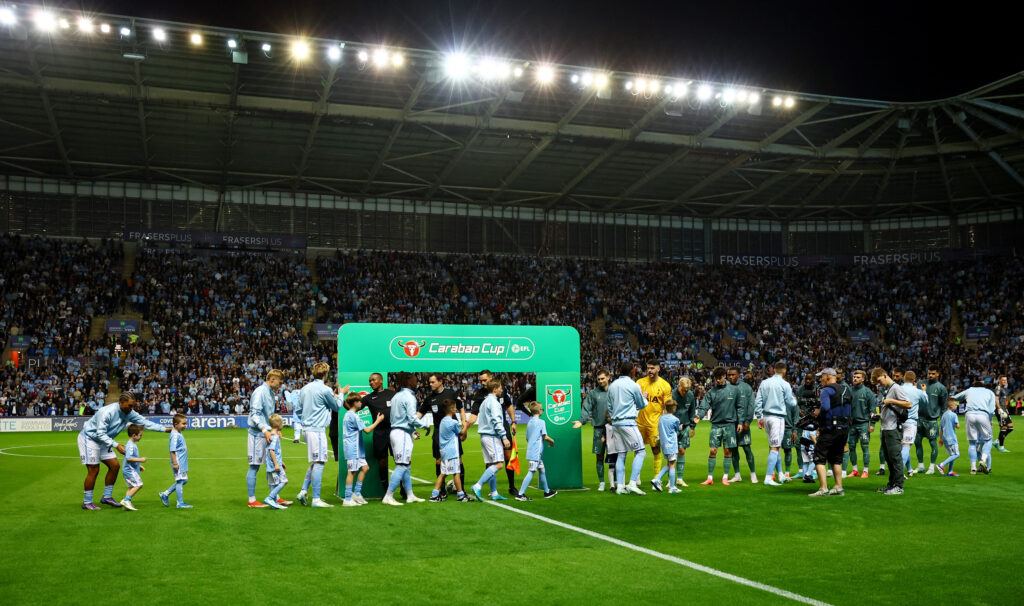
[103,0,1018,102]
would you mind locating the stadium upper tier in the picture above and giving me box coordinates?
[0,7,1022,219]
[1,235,1020,416]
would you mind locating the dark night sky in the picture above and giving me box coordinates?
[96,0,1020,102]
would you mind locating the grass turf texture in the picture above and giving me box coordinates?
[1,423,1021,605]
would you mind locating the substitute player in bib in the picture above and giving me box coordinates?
[695,366,739,486]
[636,359,671,490]
[78,392,169,510]
[246,369,284,508]
[573,370,611,490]
[754,361,797,486]
[471,378,512,501]
[516,401,557,501]
[383,372,429,506]
[729,367,757,483]
[609,362,648,495]
[295,363,349,508]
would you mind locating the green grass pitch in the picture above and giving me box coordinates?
[1,423,1021,605]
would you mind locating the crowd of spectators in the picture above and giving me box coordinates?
[1,235,1021,417]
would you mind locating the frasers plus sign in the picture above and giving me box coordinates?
[389,336,535,361]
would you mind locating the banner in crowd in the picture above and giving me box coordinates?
[123,228,307,250]
[848,330,875,343]
[7,335,31,350]
[605,329,627,344]
[314,323,342,340]
[105,319,141,335]
[726,329,747,341]
[715,248,1012,268]
[965,326,993,339]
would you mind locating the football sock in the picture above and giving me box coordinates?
[246,465,259,499]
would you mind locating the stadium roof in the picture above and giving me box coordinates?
[1,7,1023,220]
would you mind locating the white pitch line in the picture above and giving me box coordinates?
[483,500,832,606]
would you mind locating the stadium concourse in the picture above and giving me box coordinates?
[1,234,1022,418]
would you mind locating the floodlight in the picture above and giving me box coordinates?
[445,53,469,79]
[697,84,712,101]
[33,10,57,32]
[99,23,110,34]
[119,26,131,36]
[624,80,633,91]
[784,96,795,108]
[391,52,403,67]
[649,80,660,93]
[0,7,16,26]
[77,17,93,33]
[152,27,166,42]
[772,96,783,107]
[372,48,388,67]
[570,73,579,84]
[664,84,673,94]
[594,74,608,89]
[292,41,309,60]
[674,82,687,97]
[327,44,341,61]
[190,33,202,45]
[580,72,593,87]
[58,17,69,29]
[261,42,272,53]
[736,90,748,103]
[357,49,368,62]
[748,92,760,104]
[722,89,736,103]
[536,65,554,84]
[513,66,523,78]
[227,38,237,49]
[635,78,647,93]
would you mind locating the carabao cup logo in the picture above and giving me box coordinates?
[401,340,427,357]
[549,388,568,404]
[544,385,573,425]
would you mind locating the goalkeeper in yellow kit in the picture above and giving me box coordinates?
[636,358,672,490]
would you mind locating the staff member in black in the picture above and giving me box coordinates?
[418,373,465,498]
[809,368,851,497]
[465,369,520,496]
[361,372,395,491]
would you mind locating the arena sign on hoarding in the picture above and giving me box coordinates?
[0,418,53,432]
[389,336,535,362]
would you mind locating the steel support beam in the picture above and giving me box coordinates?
[293,64,340,189]
[929,110,955,209]
[22,42,72,178]
[425,87,510,199]
[132,62,153,181]
[362,74,428,193]
[942,105,1024,189]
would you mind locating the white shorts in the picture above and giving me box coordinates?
[390,429,413,466]
[346,458,368,472]
[528,459,545,472]
[247,433,268,466]
[481,435,505,465]
[605,424,624,454]
[78,433,116,465]
[612,425,644,453]
[765,416,785,448]
[965,412,993,442]
[123,470,143,488]
[944,442,960,457]
[307,429,329,464]
[174,470,189,482]
[267,469,288,486]
[664,454,678,464]
[901,423,918,444]
[440,458,460,475]
[293,420,303,431]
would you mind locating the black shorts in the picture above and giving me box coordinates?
[372,429,392,460]
[431,429,465,461]
[813,429,849,466]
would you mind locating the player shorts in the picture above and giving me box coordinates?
[678,427,691,449]
[123,469,143,488]
[944,442,960,457]
[639,424,659,447]
[390,429,414,466]
[736,426,752,447]
[77,433,117,465]
[307,429,330,464]
[965,413,992,441]
[814,429,848,466]
[781,428,797,450]
[440,458,460,475]
[173,470,189,482]
[481,435,506,465]
[664,453,678,464]
[901,423,918,444]
[592,426,607,455]
[708,424,737,449]
[764,416,785,448]
[247,432,268,466]
[528,459,545,472]
[267,469,288,486]
[847,422,871,446]
[612,425,644,453]
[345,458,367,472]
[917,419,939,440]
[372,429,392,460]
[605,424,624,454]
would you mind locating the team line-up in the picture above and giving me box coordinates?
[73,359,1009,509]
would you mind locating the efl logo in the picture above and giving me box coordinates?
[400,340,426,357]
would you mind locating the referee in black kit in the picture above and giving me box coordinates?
[361,372,395,492]
[418,374,466,498]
